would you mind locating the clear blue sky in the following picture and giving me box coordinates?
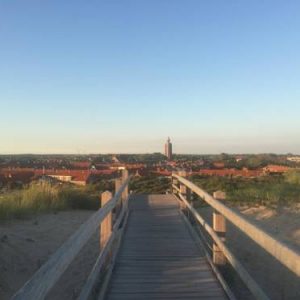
[1,0,300,154]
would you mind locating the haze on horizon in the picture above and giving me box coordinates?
[1,1,300,155]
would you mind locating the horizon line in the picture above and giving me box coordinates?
[0,152,299,156]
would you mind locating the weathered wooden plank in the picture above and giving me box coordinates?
[114,261,210,268]
[109,290,226,295]
[112,271,215,278]
[107,296,226,300]
[109,281,222,290]
[111,277,217,284]
[108,291,225,297]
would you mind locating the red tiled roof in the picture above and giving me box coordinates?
[263,165,290,173]
[213,162,225,168]
[70,161,91,168]
[0,170,35,183]
[192,169,263,177]
[0,168,119,183]
[152,170,172,176]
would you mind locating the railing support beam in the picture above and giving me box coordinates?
[179,171,187,197]
[213,191,226,266]
[100,191,113,250]
[122,169,129,208]
[115,178,123,220]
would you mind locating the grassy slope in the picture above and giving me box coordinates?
[0,182,100,221]
[191,171,300,206]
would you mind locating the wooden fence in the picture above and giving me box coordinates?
[12,170,131,300]
[172,173,300,300]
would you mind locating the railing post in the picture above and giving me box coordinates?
[121,169,129,207]
[115,177,123,220]
[179,171,190,213]
[213,191,226,266]
[179,170,187,197]
[186,187,192,202]
[171,172,178,194]
[115,178,122,193]
[100,191,113,250]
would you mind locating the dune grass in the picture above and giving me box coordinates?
[0,182,99,221]
[191,171,300,207]
[129,175,171,194]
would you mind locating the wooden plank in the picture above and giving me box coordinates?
[109,281,222,289]
[108,291,225,297]
[107,295,226,300]
[111,276,217,283]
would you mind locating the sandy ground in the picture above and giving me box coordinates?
[0,210,98,300]
[0,205,299,300]
[198,204,300,300]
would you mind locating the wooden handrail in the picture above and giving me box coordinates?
[172,174,300,278]
[12,176,131,300]
[78,199,129,300]
[177,192,269,300]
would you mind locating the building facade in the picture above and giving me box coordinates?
[164,137,173,160]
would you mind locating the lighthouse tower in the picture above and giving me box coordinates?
[164,137,173,160]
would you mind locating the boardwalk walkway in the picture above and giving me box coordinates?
[104,194,228,300]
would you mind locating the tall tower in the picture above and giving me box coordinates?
[164,137,173,160]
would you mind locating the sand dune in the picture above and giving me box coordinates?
[198,204,300,300]
[0,211,98,300]
[0,205,299,300]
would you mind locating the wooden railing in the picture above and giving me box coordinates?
[172,173,300,300]
[12,170,131,300]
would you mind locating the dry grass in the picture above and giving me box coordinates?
[0,182,99,221]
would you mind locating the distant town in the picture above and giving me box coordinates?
[0,138,300,190]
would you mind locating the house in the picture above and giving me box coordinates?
[263,165,290,174]
[32,169,91,186]
[0,170,35,186]
[287,157,300,163]
[213,162,225,169]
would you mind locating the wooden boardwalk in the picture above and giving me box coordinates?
[104,194,228,300]
[13,174,300,300]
